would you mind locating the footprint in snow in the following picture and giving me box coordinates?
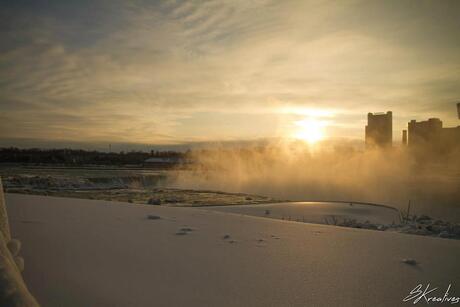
[256,239,267,247]
[402,258,418,265]
[221,235,237,243]
[176,227,194,235]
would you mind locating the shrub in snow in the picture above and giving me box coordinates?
[147,215,161,220]
[416,215,432,223]
[147,198,161,205]
[439,231,451,238]
[453,225,460,236]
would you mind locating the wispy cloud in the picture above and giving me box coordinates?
[1,0,460,147]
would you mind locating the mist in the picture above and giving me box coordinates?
[172,140,460,222]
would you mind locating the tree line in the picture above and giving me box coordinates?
[0,147,184,166]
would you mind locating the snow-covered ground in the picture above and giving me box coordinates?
[6,194,460,307]
[1,169,167,191]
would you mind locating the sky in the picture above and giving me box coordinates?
[1,0,460,149]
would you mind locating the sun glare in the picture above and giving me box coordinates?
[293,118,327,144]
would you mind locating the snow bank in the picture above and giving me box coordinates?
[6,194,460,307]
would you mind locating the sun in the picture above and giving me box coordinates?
[293,118,326,144]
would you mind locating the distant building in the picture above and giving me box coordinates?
[408,118,460,152]
[402,130,407,146]
[365,111,392,147]
[457,102,460,119]
[408,118,442,147]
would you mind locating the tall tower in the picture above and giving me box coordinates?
[365,111,393,148]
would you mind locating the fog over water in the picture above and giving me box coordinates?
[172,140,460,222]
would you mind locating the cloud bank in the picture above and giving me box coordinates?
[1,0,460,147]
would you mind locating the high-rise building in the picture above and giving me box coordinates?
[407,118,442,147]
[402,130,407,146]
[365,111,392,147]
[407,117,460,152]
